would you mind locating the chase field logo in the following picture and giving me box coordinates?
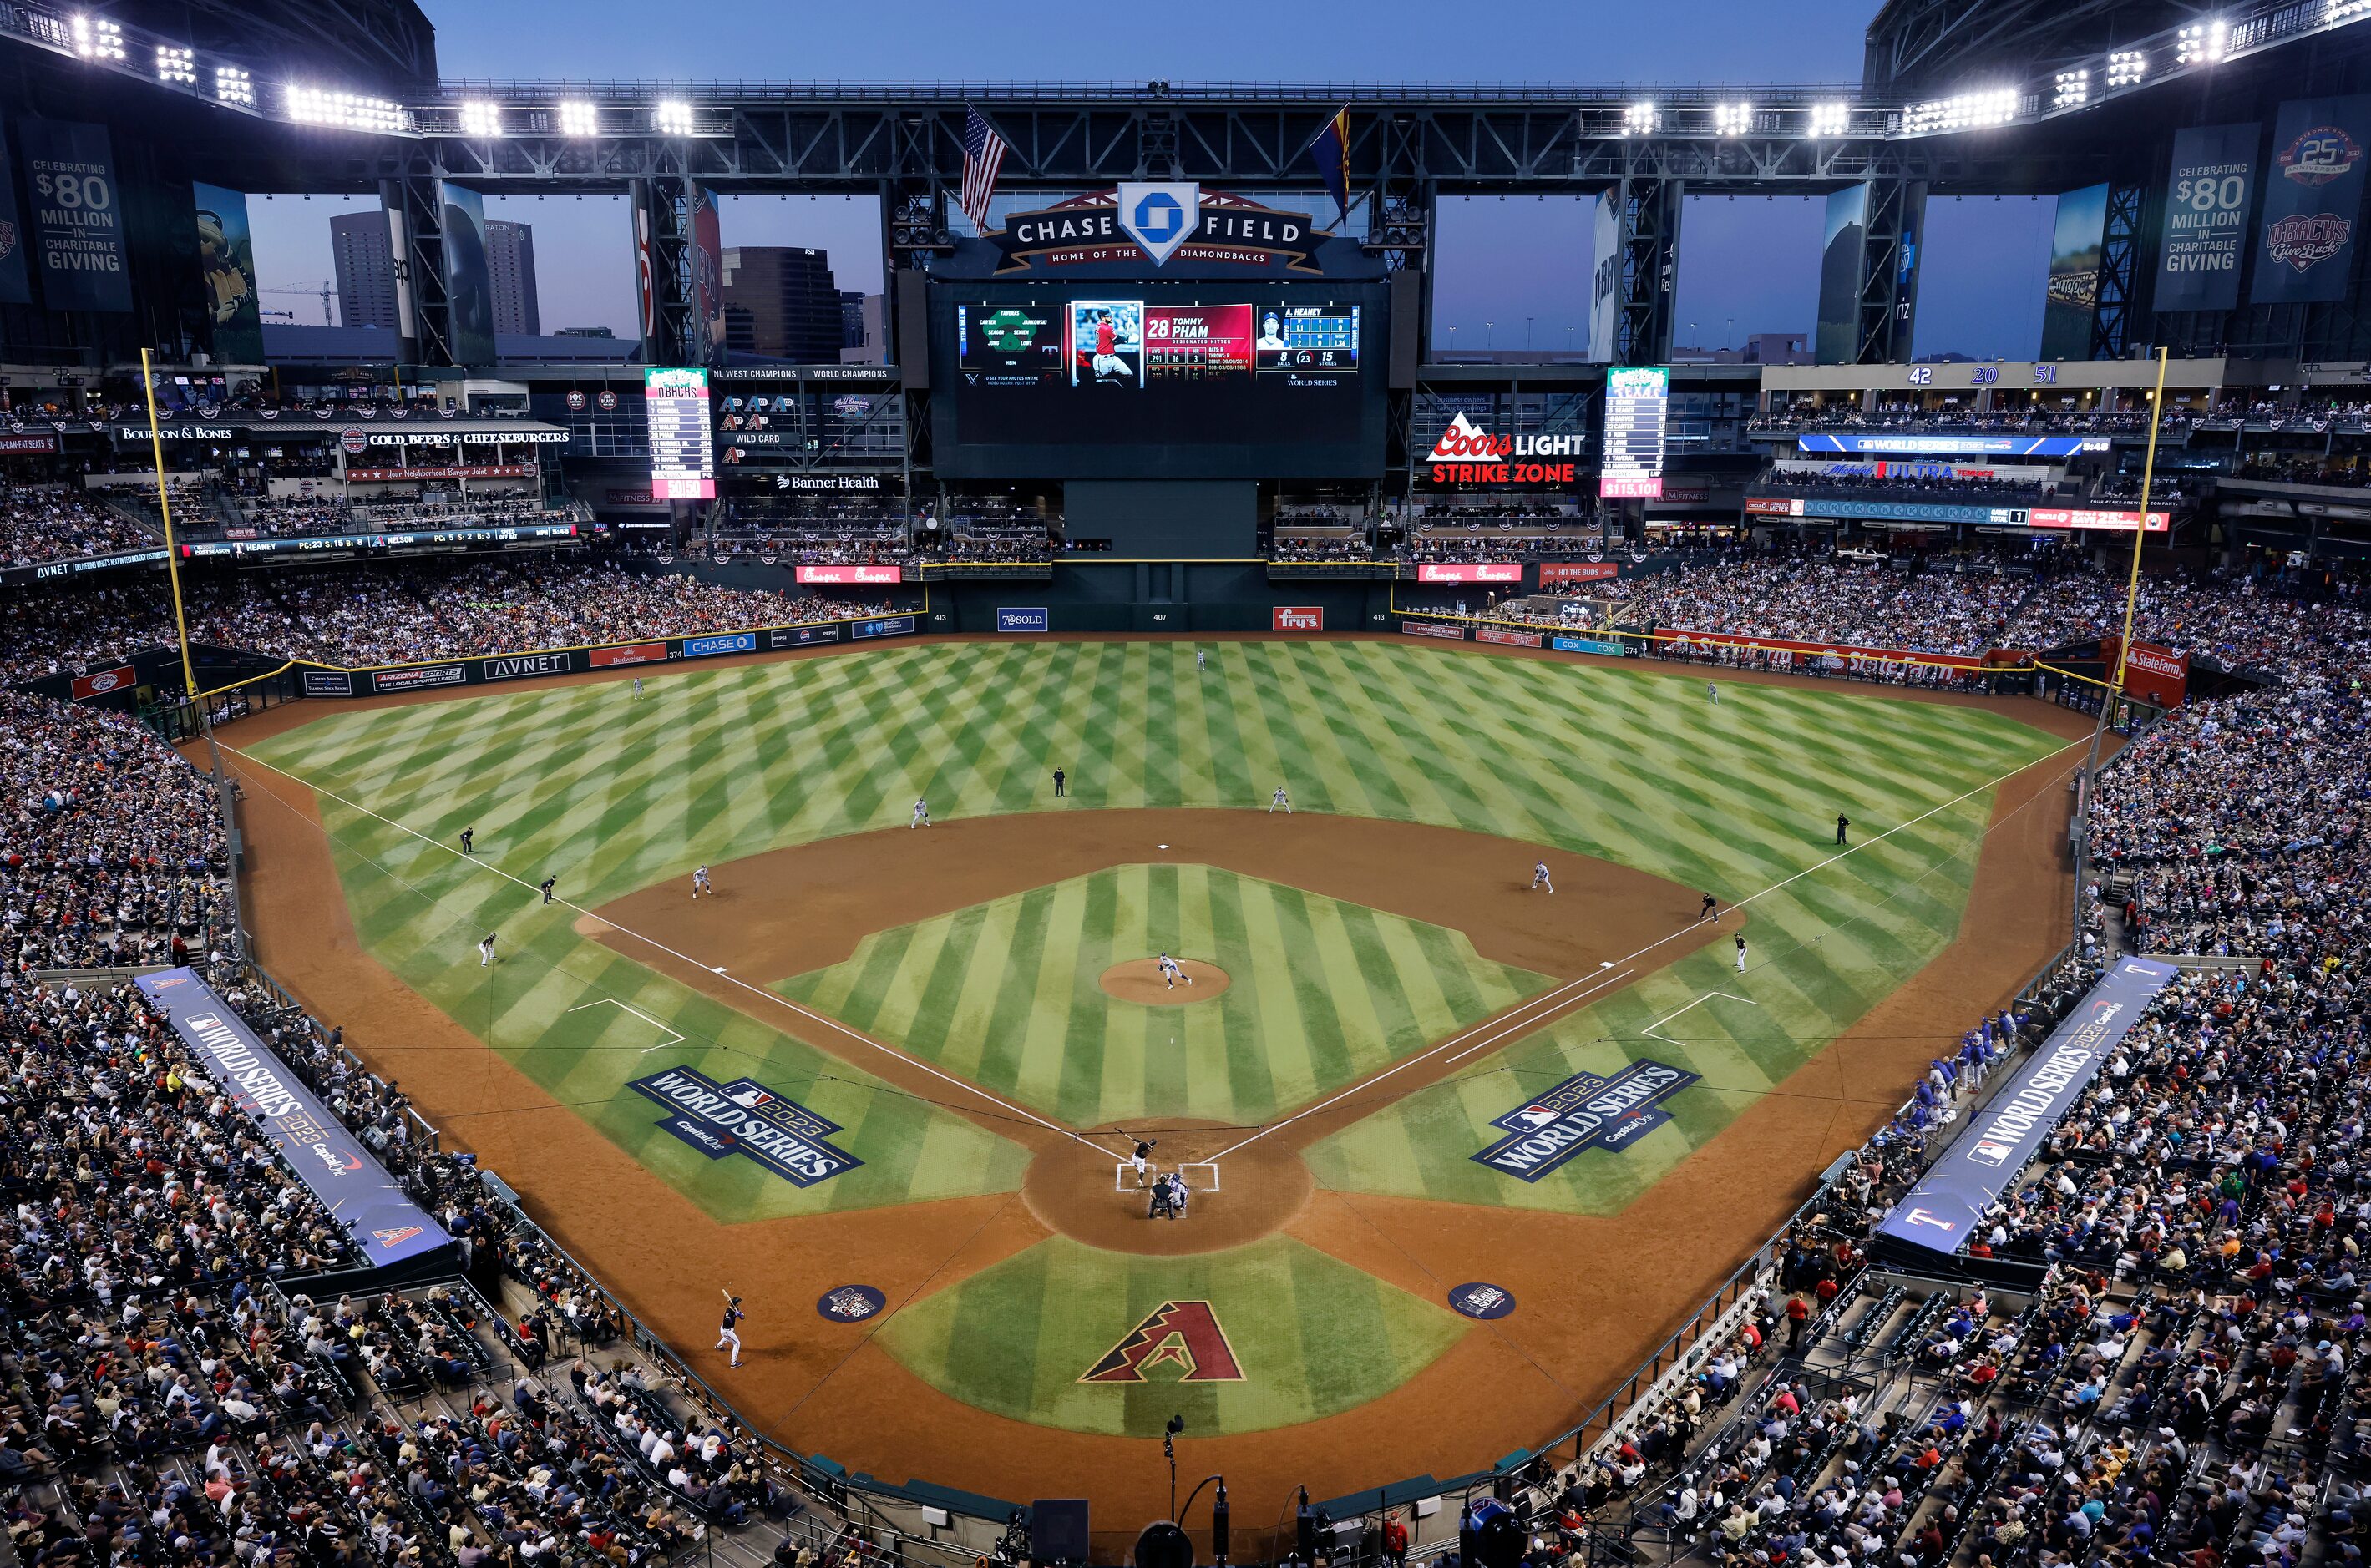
[2280,124,2365,186]
[1116,182,1201,267]
[628,1065,862,1188]
[1080,1301,1244,1383]
[1473,1059,1699,1182]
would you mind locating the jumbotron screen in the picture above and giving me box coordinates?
[932,281,1386,478]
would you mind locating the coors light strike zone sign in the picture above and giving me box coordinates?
[1425,413,1584,486]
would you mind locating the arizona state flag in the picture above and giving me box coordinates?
[1307,106,1351,227]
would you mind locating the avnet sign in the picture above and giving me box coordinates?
[483,652,570,681]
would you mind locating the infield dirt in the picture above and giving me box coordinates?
[215,649,2097,1557]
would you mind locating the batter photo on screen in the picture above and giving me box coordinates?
[1069,299,1144,387]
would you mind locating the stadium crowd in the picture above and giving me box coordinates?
[0,485,158,567]
[1625,554,2034,655]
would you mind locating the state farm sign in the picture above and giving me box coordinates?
[1272,605,1324,631]
[1424,412,1583,487]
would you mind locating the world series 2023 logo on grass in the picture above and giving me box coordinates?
[1472,1059,1700,1181]
[627,1065,863,1186]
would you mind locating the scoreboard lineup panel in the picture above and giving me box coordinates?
[1599,365,1669,499]
[644,366,717,500]
[935,281,1388,481]
[958,300,1360,387]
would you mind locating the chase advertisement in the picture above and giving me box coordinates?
[945,185,1375,280]
[2156,123,2257,312]
[1473,1060,1700,1181]
[2252,97,2371,306]
[193,182,263,364]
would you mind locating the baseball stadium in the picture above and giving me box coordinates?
[3,5,2369,1568]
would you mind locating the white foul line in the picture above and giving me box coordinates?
[565,999,688,1052]
[1641,991,1756,1048]
[1207,733,2088,1166]
[225,745,1106,1152]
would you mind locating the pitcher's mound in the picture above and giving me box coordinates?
[1099,959,1229,1004]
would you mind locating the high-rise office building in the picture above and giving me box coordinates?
[329,210,398,331]
[485,219,540,336]
[718,246,844,362]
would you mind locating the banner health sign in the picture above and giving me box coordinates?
[134,968,454,1267]
[2252,96,2371,306]
[1875,956,2177,1257]
[16,119,132,311]
[2156,123,2257,312]
[1473,1059,1699,1181]
[628,1065,861,1187]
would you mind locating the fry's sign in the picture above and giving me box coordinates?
[1424,413,1583,487]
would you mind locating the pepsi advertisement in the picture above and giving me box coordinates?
[934,280,1385,479]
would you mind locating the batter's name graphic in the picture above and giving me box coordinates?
[1079,1301,1244,1383]
[627,1065,862,1187]
[1472,1060,1699,1181]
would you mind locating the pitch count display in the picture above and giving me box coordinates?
[1600,366,1669,498]
[645,367,716,500]
[936,282,1383,479]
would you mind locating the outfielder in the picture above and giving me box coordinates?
[1530,861,1554,893]
[1269,786,1291,814]
[632,678,644,698]
[716,1292,746,1368]
[910,796,932,828]
[692,865,713,899]
[1706,681,1720,706]
[478,933,498,968]
[1735,934,1748,974]
[1196,649,1208,672]
[1157,952,1193,990]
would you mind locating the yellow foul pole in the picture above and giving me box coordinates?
[140,348,200,699]
[2111,346,2172,698]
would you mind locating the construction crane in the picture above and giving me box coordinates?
[260,281,335,326]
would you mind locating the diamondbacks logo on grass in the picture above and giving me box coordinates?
[627,1065,863,1188]
[1472,1059,1699,1182]
[1079,1301,1244,1383]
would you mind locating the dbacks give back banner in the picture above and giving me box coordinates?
[2252,96,2371,306]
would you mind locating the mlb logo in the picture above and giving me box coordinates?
[1968,1138,2013,1167]
[1513,1105,1558,1128]
[728,1086,774,1110]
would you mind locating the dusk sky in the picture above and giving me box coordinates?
[247,0,2053,360]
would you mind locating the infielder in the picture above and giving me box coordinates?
[1157,952,1193,990]
[716,1292,746,1368]
[692,865,713,899]
[1269,786,1291,814]
[1530,861,1554,893]
[910,797,932,828]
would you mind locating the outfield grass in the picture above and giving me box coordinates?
[778,862,1552,1127]
[873,1234,1470,1436]
[245,640,2066,1222]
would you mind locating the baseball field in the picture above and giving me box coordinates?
[220,635,2089,1540]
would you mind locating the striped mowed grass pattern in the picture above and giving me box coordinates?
[872,1235,1470,1437]
[778,863,1553,1127]
[245,640,2065,1217]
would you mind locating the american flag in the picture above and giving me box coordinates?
[960,108,1008,234]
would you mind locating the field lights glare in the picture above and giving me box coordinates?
[458,101,503,137]
[2177,19,2227,63]
[654,99,695,134]
[71,15,124,62]
[1806,102,1850,138]
[2106,49,2148,87]
[154,43,195,84]
[215,64,253,106]
[1621,101,1658,136]
[285,84,410,134]
[1715,101,1752,136]
[2332,0,2371,21]
[2052,69,2090,109]
[559,99,599,137]
[1901,87,2018,135]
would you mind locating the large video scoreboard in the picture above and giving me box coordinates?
[933,281,1385,479]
